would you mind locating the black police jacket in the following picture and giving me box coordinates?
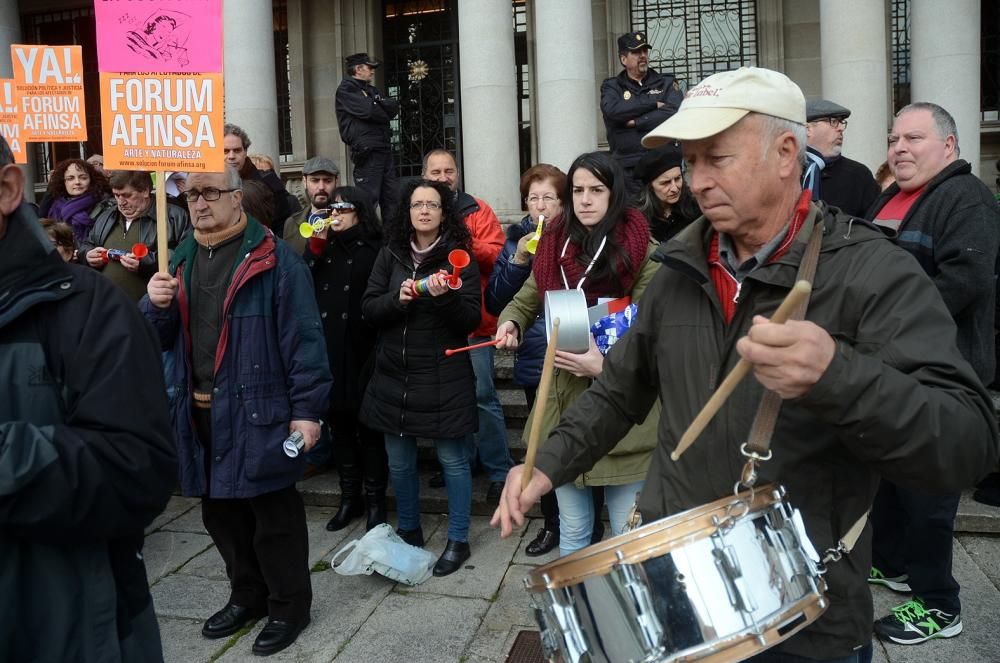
[600,68,683,168]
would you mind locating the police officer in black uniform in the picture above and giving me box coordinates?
[600,32,683,196]
[335,53,400,220]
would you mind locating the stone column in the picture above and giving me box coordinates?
[819,0,889,174]
[534,0,597,172]
[457,0,521,216]
[0,0,32,195]
[224,0,280,162]
[911,0,981,175]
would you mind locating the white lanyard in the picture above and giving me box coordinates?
[560,234,608,290]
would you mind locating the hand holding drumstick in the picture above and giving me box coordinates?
[673,281,835,460]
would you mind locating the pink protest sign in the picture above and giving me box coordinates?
[94,0,223,73]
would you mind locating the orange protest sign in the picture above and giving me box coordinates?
[99,72,224,172]
[0,80,27,163]
[10,45,87,142]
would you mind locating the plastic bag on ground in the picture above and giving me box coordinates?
[331,523,436,586]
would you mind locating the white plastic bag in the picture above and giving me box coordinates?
[331,523,437,586]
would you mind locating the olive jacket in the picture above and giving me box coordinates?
[499,242,661,487]
[533,204,999,658]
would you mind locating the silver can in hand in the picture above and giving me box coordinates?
[282,430,305,458]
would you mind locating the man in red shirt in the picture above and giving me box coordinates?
[866,102,1000,646]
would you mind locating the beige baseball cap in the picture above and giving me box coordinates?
[642,67,806,147]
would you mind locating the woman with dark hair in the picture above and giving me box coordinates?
[496,151,661,557]
[360,178,481,576]
[302,186,389,533]
[485,163,604,557]
[634,144,701,243]
[42,158,111,243]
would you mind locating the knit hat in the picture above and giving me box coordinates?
[633,144,683,184]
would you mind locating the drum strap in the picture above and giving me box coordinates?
[744,217,823,458]
[741,216,871,565]
[822,510,870,564]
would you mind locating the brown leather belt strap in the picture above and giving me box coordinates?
[744,219,824,457]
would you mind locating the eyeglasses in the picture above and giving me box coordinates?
[311,202,356,219]
[181,187,239,203]
[816,117,848,129]
[526,194,558,205]
[409,201,442,210]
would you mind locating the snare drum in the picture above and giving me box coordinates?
[525,485,827,662]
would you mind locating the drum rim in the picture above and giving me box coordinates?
[525,484,783,591]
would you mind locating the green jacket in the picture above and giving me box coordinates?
[499,242,661,487]
[534,204,999,658]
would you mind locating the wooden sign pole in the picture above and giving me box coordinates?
[155,170,168,272]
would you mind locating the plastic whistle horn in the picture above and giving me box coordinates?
[670,280,812,462]
[102,243,149,264]
[525,215,544,254]
[410,249,472,297]
[444,249,470,288]
[299,210,340,238]
[444,336,505,357]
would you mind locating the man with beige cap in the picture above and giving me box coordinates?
[492,67,998,661]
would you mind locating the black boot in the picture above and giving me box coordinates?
[365,491,387,530]
[326,494,364,531]
[433,539,471,576]
[327,459,363,531]
[396,527,424,547]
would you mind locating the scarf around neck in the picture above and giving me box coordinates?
[194,211,248,250]
[48,191,104,243]
[532,207,649,303]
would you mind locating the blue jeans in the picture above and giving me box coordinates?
[555,480,644,557]
[385,434,471,542]
[746,643,873,663]
[468,337,512,482]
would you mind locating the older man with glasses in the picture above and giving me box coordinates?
[802,99,880,218]
[142,166,331,656]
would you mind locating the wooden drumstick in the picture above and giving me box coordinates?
[670,280,813,462]
[522,318,560,491]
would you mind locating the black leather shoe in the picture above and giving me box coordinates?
[201,603,266,639]
[428,471,445,488]
[396,527,424,547]
[326,495,364,532]
[366,492,387,530]
[590,521,605,545]
[432,539,471,577]
[486,481,504,504]
[525,528,559,557]
[251,617,310,656]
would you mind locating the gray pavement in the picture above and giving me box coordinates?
[146,497,1000,663]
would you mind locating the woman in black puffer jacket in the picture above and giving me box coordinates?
[360,178,481,577]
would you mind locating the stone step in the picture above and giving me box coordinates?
[298,468,542,518]
[299,468,1000,536]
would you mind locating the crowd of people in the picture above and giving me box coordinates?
[3,36,1000,663]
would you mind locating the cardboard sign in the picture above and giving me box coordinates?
[99,72,224,172]
[94,0,223,74]
[10,45,87,142]
[0,80,27,163]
